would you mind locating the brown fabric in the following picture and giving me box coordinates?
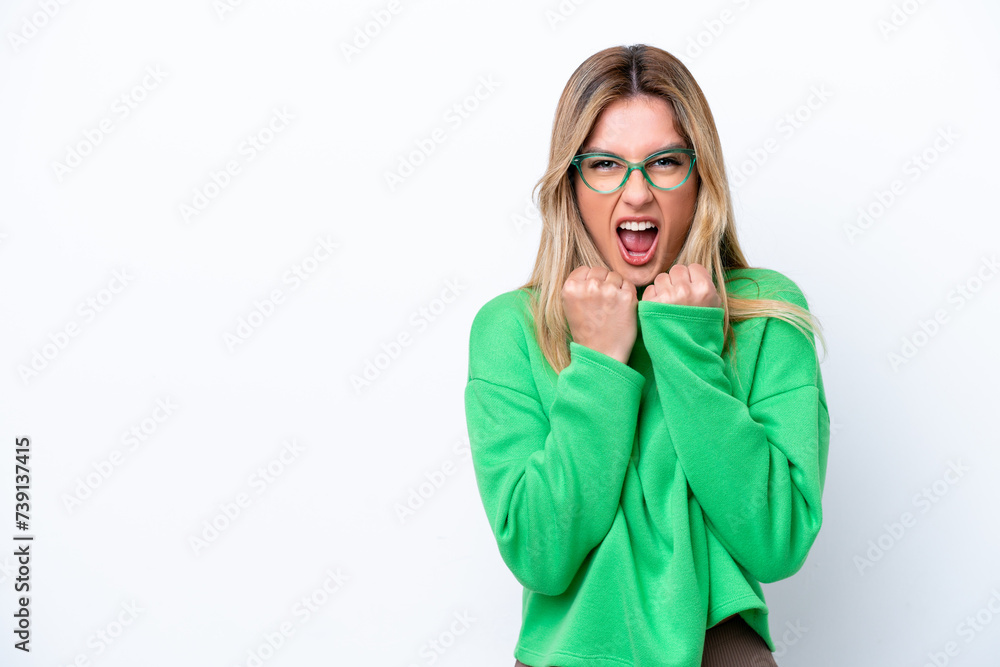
[701,615,779,667]
[512,615,778,667]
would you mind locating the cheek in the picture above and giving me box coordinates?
[574,185,598,227]
[657,191,698,227]
[576,189,612,224]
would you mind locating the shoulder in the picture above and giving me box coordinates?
[469,288,535,341]
[724,267,810,311]
[467,288,538,380]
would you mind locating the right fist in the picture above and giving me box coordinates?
[561,266,638,365]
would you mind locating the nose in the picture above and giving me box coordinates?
[620,167,653,207]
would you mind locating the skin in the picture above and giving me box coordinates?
[562,95,737,627]
[563,94,721,364]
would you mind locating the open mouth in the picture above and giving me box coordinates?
[616,221,659,266]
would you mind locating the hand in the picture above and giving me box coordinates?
[641,263,721,308]
[562,266,638,365]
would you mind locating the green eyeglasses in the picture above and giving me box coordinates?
[570,148,697,193]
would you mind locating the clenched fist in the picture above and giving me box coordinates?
[562,266,638,365]
[640,263,721,308]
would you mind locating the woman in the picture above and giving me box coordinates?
[464,44,829,667]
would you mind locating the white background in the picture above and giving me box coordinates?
[2,0,999,665]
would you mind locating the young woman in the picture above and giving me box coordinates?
[464,44,830,667]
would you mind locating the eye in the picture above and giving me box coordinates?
[647,153,689,170]
[587,158,622,171]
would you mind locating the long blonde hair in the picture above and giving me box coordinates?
[518,43,827,374]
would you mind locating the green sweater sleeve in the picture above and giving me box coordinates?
[637,279,829,584]
[464,296,646,596]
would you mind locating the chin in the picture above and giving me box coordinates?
[619,264,657,289]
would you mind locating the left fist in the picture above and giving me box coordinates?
[641,263,721,308]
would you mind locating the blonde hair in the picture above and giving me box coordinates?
[518,43,827,373]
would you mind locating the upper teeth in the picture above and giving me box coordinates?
[618,221,656,231]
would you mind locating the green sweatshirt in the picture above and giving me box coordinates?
[463,267,829,667]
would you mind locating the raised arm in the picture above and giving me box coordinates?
[465,295,645,596]
[637,277,829,583]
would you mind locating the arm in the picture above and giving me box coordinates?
[464,297,645,596]
[637,280,829,584]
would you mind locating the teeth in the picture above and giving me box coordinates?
[618,221,657,231]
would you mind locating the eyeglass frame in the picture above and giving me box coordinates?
[569,148,698,193]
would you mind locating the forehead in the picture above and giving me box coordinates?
[583,95,683,158]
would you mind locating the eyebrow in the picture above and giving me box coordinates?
[579,142,689,156]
